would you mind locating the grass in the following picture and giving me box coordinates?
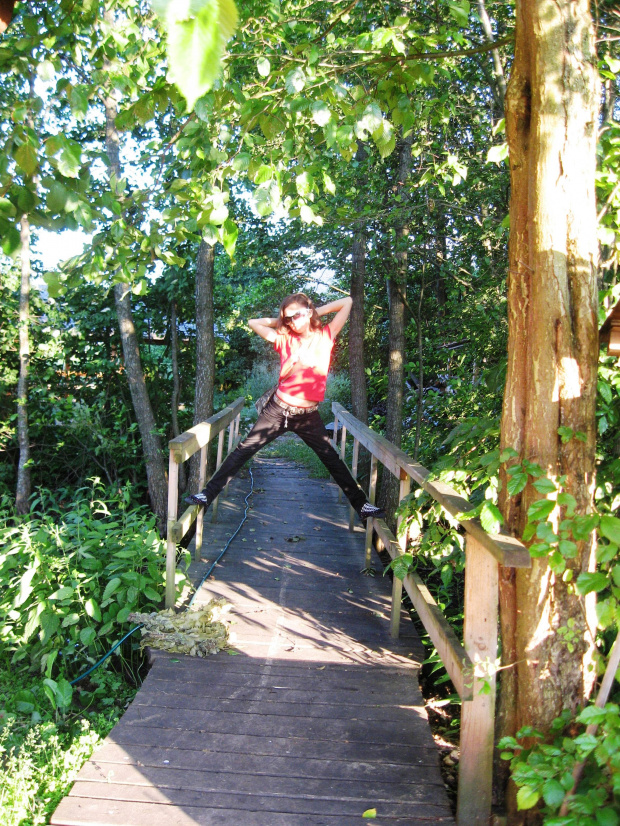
[261,432,330,478]
[0,658,138,826]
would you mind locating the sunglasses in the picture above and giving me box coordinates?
[284,309,310,324]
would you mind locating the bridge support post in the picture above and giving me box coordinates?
[165,455,179,609]
[365,453,378,567]
[194,444,207,562]
[338,424,347,503]
[457,535,498,826]
[349,438,360,532]
[211,428,226,523]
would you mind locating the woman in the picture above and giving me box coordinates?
[185,293,385,523]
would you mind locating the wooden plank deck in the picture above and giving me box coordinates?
[52,454,455,826]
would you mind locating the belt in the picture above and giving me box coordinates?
[273,395,319,416]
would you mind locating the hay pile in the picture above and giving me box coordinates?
[128,598,233,657]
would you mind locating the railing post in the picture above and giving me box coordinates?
[348,437,360,532]
[224,417,235,494]
[457,535,498,826]
[211,428,226,523]
[390,469,411,639]
[194,444,207,562]
[365,453,378,567]
[165,452,179,609]
[338,424,347,503]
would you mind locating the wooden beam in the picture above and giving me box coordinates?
[165,457,179,609]
[169,397,244,464]
[332,403,530,569]
[457,535,498,826]
[372,519,473,700]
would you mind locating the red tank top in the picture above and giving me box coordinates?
[274,326,334,403]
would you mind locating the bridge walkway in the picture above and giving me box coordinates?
[51,454,455,826]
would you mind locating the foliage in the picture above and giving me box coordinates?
[498,705,620,824]
[0,480,188,712]
[0,715,115,826]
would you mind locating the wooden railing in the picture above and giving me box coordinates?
[165,397,244,608]
[331,402,531,826]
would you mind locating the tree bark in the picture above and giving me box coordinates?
[349,228,368,424]
[170,301,186,491]
[380,132,413,515]
[189,240,215,493]
[104,16,167,531]
[497,1,599,821]
[15,214,31,515]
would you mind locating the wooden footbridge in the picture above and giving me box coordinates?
[52,399,530,826]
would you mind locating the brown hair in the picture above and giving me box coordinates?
[276,293,322,334]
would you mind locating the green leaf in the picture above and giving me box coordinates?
[222,218,238,257]
[516,786,540,810]
[527,499,556,522]
[116,606,131,624]
[311,100,331,127]
[15,566,38,607]
[596,809,619,826]
[486,143,508,164]
[62,612,80,627]
[47,181,68,213]
[362,810,377,820]
[571,514,599,541]
[542,779,565,808]
[600,514,620,545]
[57,143,82,178]
[50,586,74,601]
[500,448,518,462]
[576,571,609,595]
[85,598,102,621]
[14,142,38,178]
[80,627,97,646]
[39,611,60,643]
[532,477,556,494]
[102,577,122,601]
[295,170,314,198]
[285,67,306,94]
[144,586,161,602]
[37,59,55,81]
[507,470,528,496]
[480,501,503,534]
[55,678,73,711]
[253,180,280,217]
[447,0,470,27]
[157,0,239,111]
[257,57,270,77]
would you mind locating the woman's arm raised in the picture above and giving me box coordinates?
[316,295,353,337]
[248,316,278,342]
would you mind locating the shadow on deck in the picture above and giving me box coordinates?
[51,456,455,826]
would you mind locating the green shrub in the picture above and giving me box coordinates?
[0,479,188,712]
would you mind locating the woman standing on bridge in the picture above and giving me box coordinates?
[185,293,385,523]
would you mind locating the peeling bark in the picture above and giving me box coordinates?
[189,240,215,493]
[498,1,599,820]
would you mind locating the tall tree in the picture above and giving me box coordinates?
[498,0,599,821]
[103,8,167,531]
[188,239,215,493]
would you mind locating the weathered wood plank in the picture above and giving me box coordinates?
[373,518,473,700]
[168,397,244,464]
[52,457,454,826]
[457,535,499,826]
[52,793,454,826]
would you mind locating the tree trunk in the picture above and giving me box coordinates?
[170,301,187,491]
[497,1,599,821]
[15,214,31,515]
[380,132,413,515]
[189,240,215,493]
[103,21,167,531]
[349,228,368,424]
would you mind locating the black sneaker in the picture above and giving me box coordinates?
[184,492,212,509]
[358,503,386,522]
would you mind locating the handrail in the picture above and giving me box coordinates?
[331,402,530,826]
[165,397,244,608]
[332,403,530,568]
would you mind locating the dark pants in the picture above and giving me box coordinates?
[202,397,368,514]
